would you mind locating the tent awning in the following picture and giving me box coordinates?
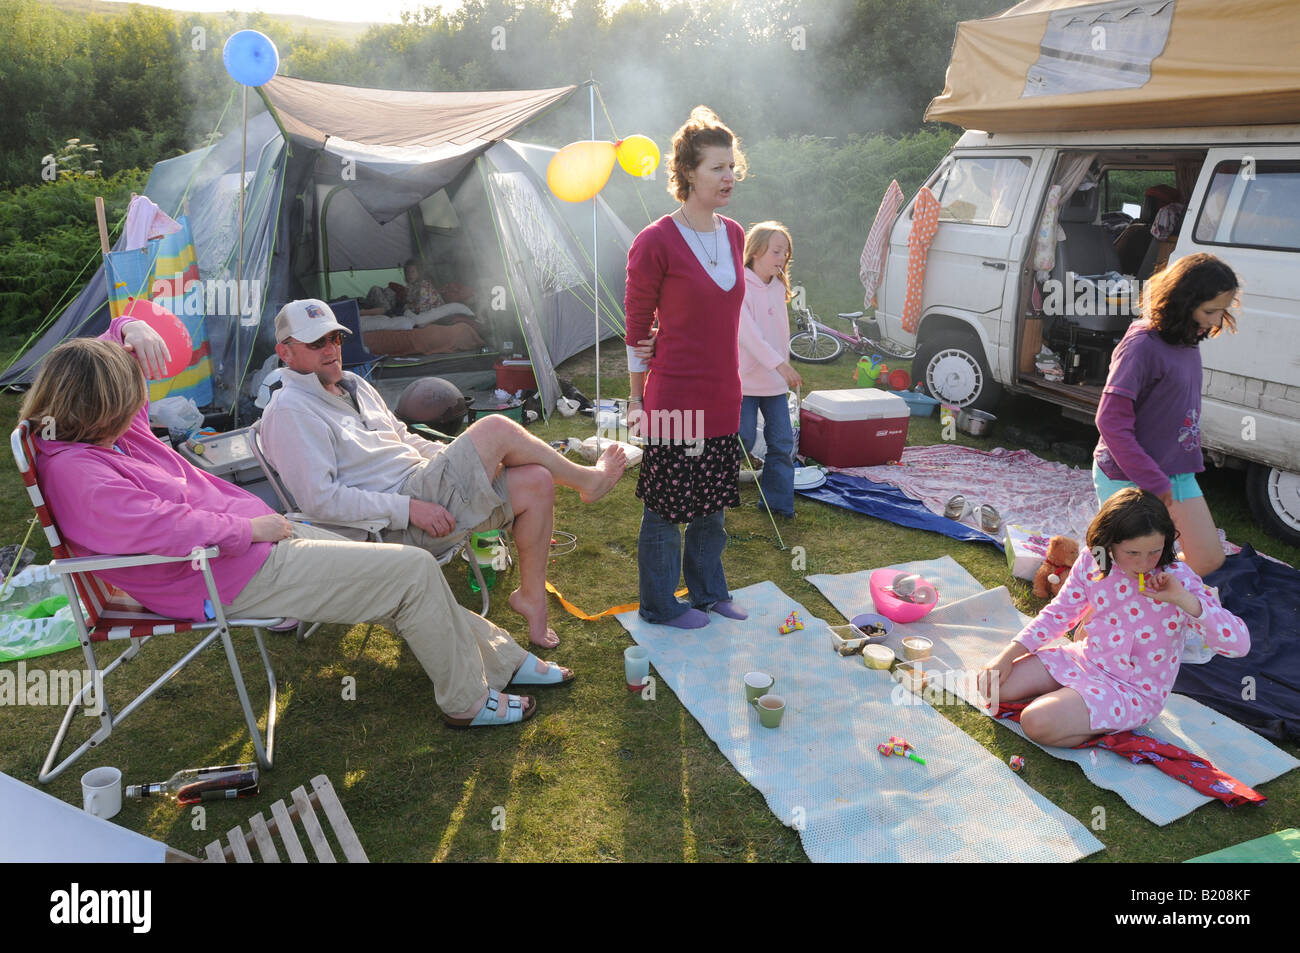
[925,0,1300,132]
[262,76,577,148]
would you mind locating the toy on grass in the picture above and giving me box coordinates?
[1009,755,1026,772]
[779,611,804,634]
[1032,535,1080,599]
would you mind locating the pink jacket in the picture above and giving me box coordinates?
[34,317,274,621]
[738,267,791,397]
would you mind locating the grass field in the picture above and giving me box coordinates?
[0,347,1295,863]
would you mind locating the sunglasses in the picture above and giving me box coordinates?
[288,331,344,350]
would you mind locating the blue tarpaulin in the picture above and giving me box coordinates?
[798,473,1002,549]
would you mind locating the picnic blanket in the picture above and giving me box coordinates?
[807,557,1300,827]
[1175,545,1300,741]
[835,445,1100,542]
[617,580,1102,863]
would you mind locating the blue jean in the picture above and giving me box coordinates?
[637,506,731,623]
[740,393,796,516]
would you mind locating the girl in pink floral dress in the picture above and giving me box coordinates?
[979,488,1249,747]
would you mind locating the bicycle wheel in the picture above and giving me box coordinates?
[789,331,843,363]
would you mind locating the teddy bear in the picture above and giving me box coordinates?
[1032,535,1080,599]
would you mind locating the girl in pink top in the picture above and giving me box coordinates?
[978,488,1248,746]
[738,222,802,517]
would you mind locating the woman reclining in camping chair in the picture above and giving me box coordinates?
[19,317,573,728]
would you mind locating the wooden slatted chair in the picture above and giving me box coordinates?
[11,421,283,784]
[203,774,368,863]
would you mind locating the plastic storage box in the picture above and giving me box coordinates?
[177,427,278,509]
[494,359,536,392]
[798,389,909,467]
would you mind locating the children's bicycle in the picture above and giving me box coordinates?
[788,306,917,364]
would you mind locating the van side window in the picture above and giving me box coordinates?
[1194,160,1300,252]
[928,157,1030,227]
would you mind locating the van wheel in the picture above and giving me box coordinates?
[913,330,1002,412]
[1245,463,1300,547]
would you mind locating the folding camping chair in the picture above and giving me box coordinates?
[328,298,384,380]
[247,420,491,622]
[11,422,283,784]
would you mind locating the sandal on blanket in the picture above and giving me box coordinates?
[444,689,537,728]
[943,494,968,521]
[508,652,575,687]
[977,503,1002,534]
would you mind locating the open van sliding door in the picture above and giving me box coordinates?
[879,152,1041,411]
[1180,147,1300,545]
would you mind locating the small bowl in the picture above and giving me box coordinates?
[956,408,996,437]
[849,613,894,643]
[901,636,933,661]
[893,657,952,694]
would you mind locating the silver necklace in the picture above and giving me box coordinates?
[680,207,719,267]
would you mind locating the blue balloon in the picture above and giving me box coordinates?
[223,30,279,87]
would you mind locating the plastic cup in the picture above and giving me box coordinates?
[624,646,650,692]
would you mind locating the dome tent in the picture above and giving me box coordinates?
[3,77,634,417]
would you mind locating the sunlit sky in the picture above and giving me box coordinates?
[102,0,638,25]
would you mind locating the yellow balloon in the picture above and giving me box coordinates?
[547,140,617,203]
[616,135,660,178]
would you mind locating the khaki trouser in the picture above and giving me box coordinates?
[385,434,513,556]
[223,524,527,714]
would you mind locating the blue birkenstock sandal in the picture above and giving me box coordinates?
[508,652,576,688]
[444,689,537,728]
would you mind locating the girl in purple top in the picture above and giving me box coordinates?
[978,489,1248,746]
[1093,253,1239,577]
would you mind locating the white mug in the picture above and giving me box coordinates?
[81,766,123,820]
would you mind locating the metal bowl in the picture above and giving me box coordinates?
[956,408,996,436]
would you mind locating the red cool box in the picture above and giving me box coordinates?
[798,389,909,468]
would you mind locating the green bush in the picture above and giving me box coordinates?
[0,168,147,336]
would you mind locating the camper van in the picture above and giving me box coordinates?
[871,0,1300,545]
[873,124,1300,546]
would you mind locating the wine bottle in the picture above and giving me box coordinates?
[126,763,260,804]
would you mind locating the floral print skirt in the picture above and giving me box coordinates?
[636,435,741,523]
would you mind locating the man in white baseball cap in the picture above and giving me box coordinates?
[261,299,627,656]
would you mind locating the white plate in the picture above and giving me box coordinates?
[793,467,827,490]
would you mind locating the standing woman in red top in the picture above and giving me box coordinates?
[625,106,749,628]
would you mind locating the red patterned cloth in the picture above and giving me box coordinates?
[995,701,1266,807]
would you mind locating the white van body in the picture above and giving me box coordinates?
[874,124,1300,543]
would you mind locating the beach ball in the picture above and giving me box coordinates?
[223,30,279,87]
[124,298,191,379]
[547,141,617,203]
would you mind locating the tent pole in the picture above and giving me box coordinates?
[589,79,601,448]
[234,85,248,428]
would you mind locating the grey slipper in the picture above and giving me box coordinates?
[944,494,967,520]
[977,503,1002,534]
